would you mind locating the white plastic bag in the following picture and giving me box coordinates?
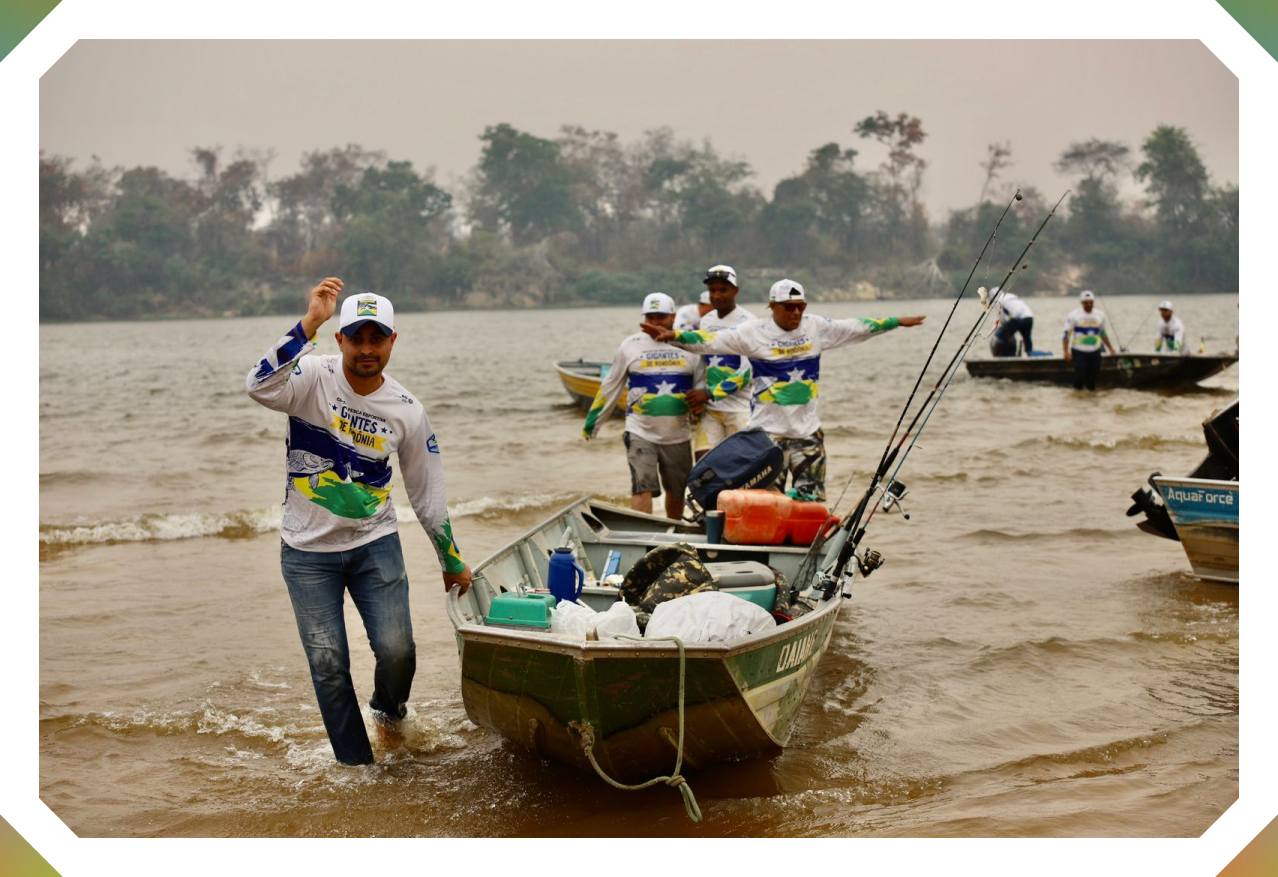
[645,591,776,643]
[550,599,641,640]
[593,600,641,639]
[549,600,597,637]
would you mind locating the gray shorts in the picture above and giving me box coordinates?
[623,432,692,498]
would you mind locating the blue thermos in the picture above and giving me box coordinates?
[548,547,585,604]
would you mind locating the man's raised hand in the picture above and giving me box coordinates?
[302,277,343,337]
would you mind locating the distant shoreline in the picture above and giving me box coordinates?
[38,288,1241,326]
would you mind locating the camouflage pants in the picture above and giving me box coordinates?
[770,429,826,502]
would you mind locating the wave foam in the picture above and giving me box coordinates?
[40,492,579,550]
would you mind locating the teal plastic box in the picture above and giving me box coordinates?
[721,584,777,613]
[484,593,556,629]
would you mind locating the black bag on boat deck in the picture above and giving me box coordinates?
[686,428,783,513]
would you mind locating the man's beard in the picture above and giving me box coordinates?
[348,357,383,378]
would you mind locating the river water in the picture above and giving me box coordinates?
[39,293,1238,837]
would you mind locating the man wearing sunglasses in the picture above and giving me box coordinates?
[641,279,925,501]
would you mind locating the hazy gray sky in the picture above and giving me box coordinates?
[40,40,1238,216]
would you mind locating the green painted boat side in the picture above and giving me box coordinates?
[449,497,852,782]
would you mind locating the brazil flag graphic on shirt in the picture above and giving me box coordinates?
[753,356,821,406]
[286,417,392,519]
[627,371,693,416]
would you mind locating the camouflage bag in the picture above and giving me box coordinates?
[620,542,716,618]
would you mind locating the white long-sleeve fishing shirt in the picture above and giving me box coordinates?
[670,313,901,439]
[245,321,465,572]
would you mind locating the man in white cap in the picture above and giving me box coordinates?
[245,277,471,766]
[674,290,714,332]
[1062,289,1117,390]
[693,264,757,460]
[583,292,709,520]
[1154,301,1186,354]
[990,288,1035,356]
[641,279,925,501]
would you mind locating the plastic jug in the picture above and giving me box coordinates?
[718,490,791,545]
[548,547,586,604]
[787,501,838,545]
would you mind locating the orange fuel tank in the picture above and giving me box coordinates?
[717,489,790,545]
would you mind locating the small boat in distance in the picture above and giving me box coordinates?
[1127,400,1238,582]
[445,497,854,787]
[553,359,620,413]
[964,352,1237,390]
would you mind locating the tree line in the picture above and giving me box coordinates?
[39,116,1238,321]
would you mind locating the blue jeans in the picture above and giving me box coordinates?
[280,532,416,765]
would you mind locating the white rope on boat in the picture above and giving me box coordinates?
[572,634,703,823]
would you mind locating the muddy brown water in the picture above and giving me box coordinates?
[39,294,1238,836]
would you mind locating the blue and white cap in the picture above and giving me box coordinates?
[769,279,806,303]
[1158,300,1173,310]
[1079,290,1095,302]
[339,292,395,336]
[641,292,676,315]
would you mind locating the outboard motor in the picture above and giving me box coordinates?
[1125,474,1179,541]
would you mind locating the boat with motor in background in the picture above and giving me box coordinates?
[964,351,1237,390]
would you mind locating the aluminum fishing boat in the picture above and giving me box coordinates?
[964,352,1237,390]
[445,498,855,784]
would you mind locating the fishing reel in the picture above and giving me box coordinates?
[855,547,885,580]
[880,480,910,520]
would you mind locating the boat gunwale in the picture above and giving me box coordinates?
[1151,475,1240,489]
[454,591,840,661]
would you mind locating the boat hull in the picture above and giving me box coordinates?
[1153,476,1239,582]
[964,353,1237,390]
[456,597,840,782]
[449,497,851,781]
[554,359,616,412]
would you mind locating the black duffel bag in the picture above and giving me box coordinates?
[686,428,783,515]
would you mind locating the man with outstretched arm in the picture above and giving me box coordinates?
[245,277,471,766]
[642,279,925,502]
[582,292,708,520]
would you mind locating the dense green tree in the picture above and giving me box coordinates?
[854,110,930,260]
[331,160,453,297]
[470,123,581,246]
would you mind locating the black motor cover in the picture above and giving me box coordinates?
[686,428,783,513]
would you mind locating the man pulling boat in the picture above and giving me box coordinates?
[641,279,925,502]
[582,292,709,520]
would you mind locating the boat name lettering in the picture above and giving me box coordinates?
[776,632,817,673]
[1166,487,1234,506]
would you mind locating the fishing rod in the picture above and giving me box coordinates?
[825,191,1070,594]
[876,189,1023,472]
[789,190,1024,597]
[1092,291,1128,352]
[877,276,1026,525]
